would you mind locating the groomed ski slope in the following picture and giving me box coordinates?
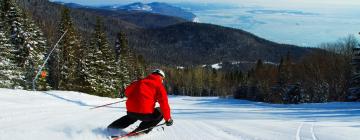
[0,88,359,140]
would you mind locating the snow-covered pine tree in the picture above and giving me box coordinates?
[56,7,81,90]
[116,32,145,80]
[84,17,117,97]
[21,13,49,90]
[72,38,87,92]
[1,0,48,89]
[0,17,24,89]
[115,32,132,98]
[100,48,117,96]
[83,38,98,94]
[6,1,26,68]
[96,18,117,97]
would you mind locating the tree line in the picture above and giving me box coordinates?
[1,0,359,103]
[0,0,144,97]
[0,0,48,89]
[47,7,146,97]
[164,36,359,103]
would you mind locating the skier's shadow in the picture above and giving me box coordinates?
[92,127,127,137]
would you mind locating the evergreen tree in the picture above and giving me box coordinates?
[83,39,98,94]
[6,1,26,68]
[72,38,87,92]
[1,0,48,89]
[55,7,81,90]
[0,19,24,88]
[97,22,117,97]
[21,14,48,90]
[115,32,131,97]
[84,17,117,97]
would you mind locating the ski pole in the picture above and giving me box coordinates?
[90,100,126,110]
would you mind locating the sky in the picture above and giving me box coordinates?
[51,0,360,7]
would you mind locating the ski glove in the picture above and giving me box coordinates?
[165,119,173,126]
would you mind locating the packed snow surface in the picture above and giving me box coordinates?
[0,88,359,140]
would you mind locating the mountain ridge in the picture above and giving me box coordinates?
[55,1,198,22]
[16,0,318,67]
[99,2,197,22]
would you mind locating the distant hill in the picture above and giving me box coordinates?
[136,22,314,65]
[53,1,188,29]
[16,0,318,67]
[99,2,197,22]
[82,8,188,29]
[54,2,86,8]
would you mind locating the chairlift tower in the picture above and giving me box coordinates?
[32,30,68,91]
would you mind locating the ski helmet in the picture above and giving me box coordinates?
[152,69,165,78]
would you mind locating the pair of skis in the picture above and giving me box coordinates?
[108,123,166,140]
[92,101,167,139]
[109,131,144,140]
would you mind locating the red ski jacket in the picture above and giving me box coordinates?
[125,74,171,121]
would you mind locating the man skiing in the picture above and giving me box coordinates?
[108,69,173,135]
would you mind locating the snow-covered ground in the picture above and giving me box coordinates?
[0,88,359,140]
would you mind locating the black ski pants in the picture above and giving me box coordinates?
[108,107,163,133]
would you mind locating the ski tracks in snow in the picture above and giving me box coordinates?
[296,122,304,140]
[310,122,318,140]
[140,120,242,140]
[296,122,318,140]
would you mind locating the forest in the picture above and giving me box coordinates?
[0,0,359,103]
[164,36,359,103]
[0,0,145,97]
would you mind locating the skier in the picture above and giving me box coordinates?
[108,69,173,135]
